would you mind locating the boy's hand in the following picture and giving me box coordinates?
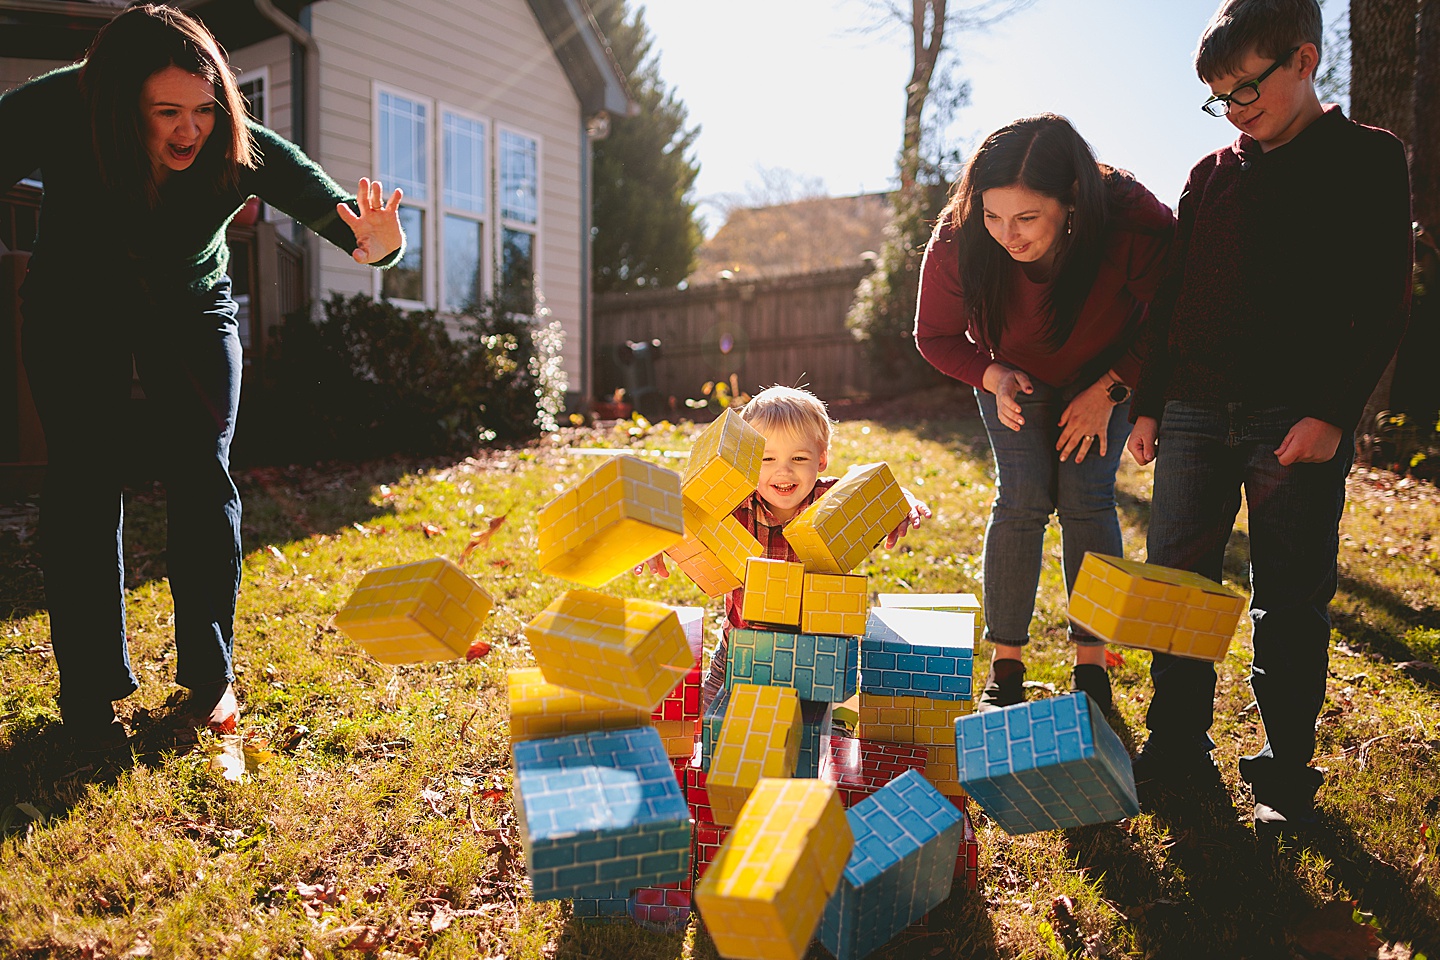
[1057,382,1115,463]
[884,491,932,549]
[982,362,1032,431]
[1275,418,1342,466]
[633,554,670,578]
[1127,417,1159,466]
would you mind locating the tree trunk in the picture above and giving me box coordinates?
[1349,0,1417,144]
[901,0,945,201]
[1414,0,1440,232]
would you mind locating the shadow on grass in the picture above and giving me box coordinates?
[1332,570,1440,663]
[1308,812,1440,955]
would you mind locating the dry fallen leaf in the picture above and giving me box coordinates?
[1289,900,1380,960]
[465,640,492,661]
[461,515,508,562]
[420,522,443,539]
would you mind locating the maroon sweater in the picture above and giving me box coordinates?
[1131,106,1413,432]
[914,176,1175,390]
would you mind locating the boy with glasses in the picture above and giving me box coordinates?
[1125,0,1412,838]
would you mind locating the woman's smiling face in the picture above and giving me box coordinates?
[140,64,216,180]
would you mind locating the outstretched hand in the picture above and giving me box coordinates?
[634,554,670,578]
[339,177,404,264]
[884,491,932,550]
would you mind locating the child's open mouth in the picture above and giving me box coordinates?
[771,482,797,496]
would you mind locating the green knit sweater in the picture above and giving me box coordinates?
[0,63,401,305]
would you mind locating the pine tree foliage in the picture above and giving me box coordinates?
[591,1,703,293]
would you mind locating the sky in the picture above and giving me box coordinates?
[640,0,1346,233]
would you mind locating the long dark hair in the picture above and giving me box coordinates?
[79,3,256,208]
[937,114,1110,352]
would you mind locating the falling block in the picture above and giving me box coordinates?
[785,462,909,574]
[956,691,1137,834]
[861,608,975,701]
[538,454,684,587]
[524,591,692,711]
[725,628,859,702]
[859,693,972,747]
[800,572,868,636]
[684,499,764,582]
[664,531,742,598]
[681,407,765,517]
[695,778,854,960]
[512,727,691,900]
[1067,552,1246,661]
[795,699,834,779]
[821,737,928,808]
[334,557,494,664]
[506,668,650,745]
[708,683,802,825]
[741,557,805,627]
[817,770,965,960]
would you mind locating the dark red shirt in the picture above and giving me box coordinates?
[1131,106,1413,432]
[914,176,1175,390]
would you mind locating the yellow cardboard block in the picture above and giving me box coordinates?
[695,778,853,960]
[925,744,967,799]
[858,693,972,746]
[505,668,649,745]
[335,557,494,664]
[1068,553,1245,662]
[682,407,766,518]
[538,455,684,588]
[664,529,742,598]
[741,558,805,627]
[654,718,699,758]
[523,591,692,710]
[786,462,909,574]
[681,499,763,582]
[709,683,802,826]
[800,572,868,636]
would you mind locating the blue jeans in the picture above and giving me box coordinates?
[976,383,1130,648]
[22,280,243,719]
[1146,401,1351,810]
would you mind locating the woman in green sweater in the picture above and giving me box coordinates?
[0,4,404,746]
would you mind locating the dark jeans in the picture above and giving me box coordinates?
[1146,401,1351,810]
[976,383,1130,647]
[22,281,242,719]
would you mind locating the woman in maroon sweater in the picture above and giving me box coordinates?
[914,114,1174,713]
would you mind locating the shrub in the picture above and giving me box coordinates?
[239,293,566,463]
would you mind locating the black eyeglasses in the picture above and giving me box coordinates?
[1200,46,1299,117]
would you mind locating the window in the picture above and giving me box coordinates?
[498,129,539,314]
[237,70,266,124]
[441,109,486,313]
[376,88,429,304]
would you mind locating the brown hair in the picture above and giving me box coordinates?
[739,386,833,452]
[79,3,256,207]
[1194,0,1323,82]
[935,114,1113,352]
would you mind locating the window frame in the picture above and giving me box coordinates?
[371,81,434,310]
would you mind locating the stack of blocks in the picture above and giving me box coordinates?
[665,409,766,597]
[694,778,855,960]
[817,770,965,960]
[537,454,684,588]
[956,691,1138,834]
[334,557,495,663]
[1068,552,1245,661]
[858,607,976,800]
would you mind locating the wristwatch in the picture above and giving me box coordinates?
[1106,378,1131,404]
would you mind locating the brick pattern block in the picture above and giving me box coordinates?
[801,572,869,637]
[861,607,975,701]
[817,770,965,960]
[725,628,859,703]
[334,557,494,664]
[512,727,690,901]
[741,557,806,627]
[538,455,684,587]
[523,590,692,711]
[956,691,1138,834]
[506,667,649,745]
[680,407,766,518]
[795,699,834,779]
[821,737,928,809]
[695,778,855,960]
[785,462,910,574]
[1068,552,1246,661]
[708,683,802,826]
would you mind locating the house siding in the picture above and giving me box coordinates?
[309,0,587,392]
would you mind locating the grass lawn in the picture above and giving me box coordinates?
[2,384,1439,959]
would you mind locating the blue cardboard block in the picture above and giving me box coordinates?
[818,769,965,960]
[570,895,630,922]
[796,699,834,778]
[699,686,730,773]
[513,726,692,900]
[860,608,974,701]
[955,692,1137,834]
[725,627,859,702]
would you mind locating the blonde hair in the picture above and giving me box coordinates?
[738,385,832,451]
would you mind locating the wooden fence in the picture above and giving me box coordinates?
[592,264,875,414]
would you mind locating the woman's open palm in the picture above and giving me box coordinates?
[339,177,404,264]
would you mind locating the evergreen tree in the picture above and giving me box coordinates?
[591,2,703,293]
